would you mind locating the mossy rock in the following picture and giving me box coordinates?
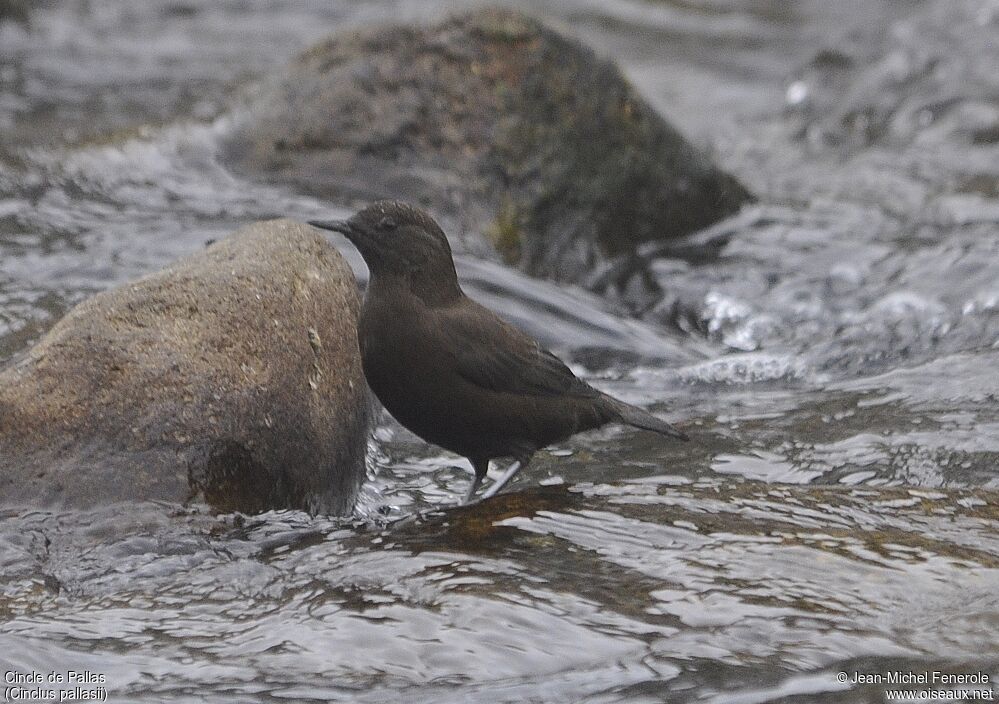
[221,9,752,284]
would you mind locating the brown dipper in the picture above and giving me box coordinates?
[310,201,688,503]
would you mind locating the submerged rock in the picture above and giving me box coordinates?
[0,219,371,515]
[791,0,999,159]
[221,9,751,284]
[0,0,30,24]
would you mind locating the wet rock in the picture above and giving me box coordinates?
[221,9,752,285]
[0,219,371,515]
[0,0,30,24]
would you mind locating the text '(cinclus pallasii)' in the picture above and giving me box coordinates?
[310,201,688,504]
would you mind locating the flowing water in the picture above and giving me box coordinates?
[2,1,998,702]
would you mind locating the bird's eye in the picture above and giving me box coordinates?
[378,217,397,230]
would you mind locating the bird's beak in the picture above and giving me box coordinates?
[309,219,355,240]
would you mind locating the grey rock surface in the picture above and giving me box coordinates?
[0,219,371,515]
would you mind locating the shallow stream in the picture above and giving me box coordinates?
[1,1,998,701]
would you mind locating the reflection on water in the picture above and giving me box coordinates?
[2,0,999,701]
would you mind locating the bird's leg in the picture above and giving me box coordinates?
[462,475,482,505]
[480,457,531,500]
[463,459,489,505]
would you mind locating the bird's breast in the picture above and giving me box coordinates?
[358,303,434,414]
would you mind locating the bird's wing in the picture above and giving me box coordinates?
[437,299,599,398]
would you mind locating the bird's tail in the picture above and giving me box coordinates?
[603,396,689,441]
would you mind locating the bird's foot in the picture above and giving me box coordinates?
[479,460,526,501]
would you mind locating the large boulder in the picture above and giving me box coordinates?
[0,219,371,515]
[221,9,752,284]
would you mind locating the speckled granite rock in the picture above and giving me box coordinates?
[0,219,371,515]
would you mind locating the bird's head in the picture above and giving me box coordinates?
[310,201,460,303]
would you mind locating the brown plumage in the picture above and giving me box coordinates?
[310,201,688,503]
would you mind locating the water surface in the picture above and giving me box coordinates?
[1,1,998,701]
